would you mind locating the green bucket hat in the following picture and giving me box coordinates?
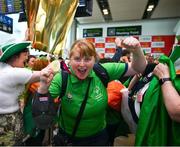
[0,42,31,62]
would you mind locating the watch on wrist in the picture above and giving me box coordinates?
[159,78,171,85]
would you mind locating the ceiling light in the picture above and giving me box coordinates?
[142,0,160,19]
[103,9,108,15]
[148,5,154,9]
[97,0,112,21]
[147,8,153,11]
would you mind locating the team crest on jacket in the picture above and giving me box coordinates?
[67,92,73,101]
[95,86,103,100]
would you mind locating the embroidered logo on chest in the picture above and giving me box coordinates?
[94,86,103,101]
[66,92,73,102]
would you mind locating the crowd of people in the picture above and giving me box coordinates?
[0,36,179,146]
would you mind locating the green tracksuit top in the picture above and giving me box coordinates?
[49,62,127,137]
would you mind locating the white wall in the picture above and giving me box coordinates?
[174,20,180,35]
[0,13,27,45]
[76,18,180,39]
[64,20,77,59]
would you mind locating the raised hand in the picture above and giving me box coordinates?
[38,66,54,94]
[121,36,141,53]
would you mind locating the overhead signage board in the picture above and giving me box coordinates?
[107,25,142,36]
[83,28,103,37]
[0,14,13,34]
[0,0,23,14]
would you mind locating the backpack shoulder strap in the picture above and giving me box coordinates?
[129,63,156,97]
[142,63,156,76]
[59,70,68,98]
[93,63,109,87]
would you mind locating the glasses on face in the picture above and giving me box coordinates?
[71,56,92,63]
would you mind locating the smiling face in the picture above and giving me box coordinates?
[14,52,29,68]
[69,39,97,80]
[7,50,29,68]
[27,56,36,68]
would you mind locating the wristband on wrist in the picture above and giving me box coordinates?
[159,78,171,86]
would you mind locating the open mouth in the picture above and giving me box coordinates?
[77,67,87,74]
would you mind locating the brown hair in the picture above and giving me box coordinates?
[27,55,36,63]
[69,39,98,60]
[32,57,49,71]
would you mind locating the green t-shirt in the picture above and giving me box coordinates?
[49,62,127,137]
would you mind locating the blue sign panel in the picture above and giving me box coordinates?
[0,14,13,34]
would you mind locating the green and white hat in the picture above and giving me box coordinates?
[0,41,31,62]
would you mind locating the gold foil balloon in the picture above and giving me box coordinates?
[24,0,78,56]
[24,0,40,41]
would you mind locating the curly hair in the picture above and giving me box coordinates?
[32,57,49,71]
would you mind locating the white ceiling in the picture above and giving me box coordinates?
[76,0,180,24]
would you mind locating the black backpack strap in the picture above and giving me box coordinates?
[93,63,109,87]
[129,63,156,98]
[57,70,68,125]
[59,70,69,98]
[71,78,92,139]
[142,63,156,76]
[128,63,157,124]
